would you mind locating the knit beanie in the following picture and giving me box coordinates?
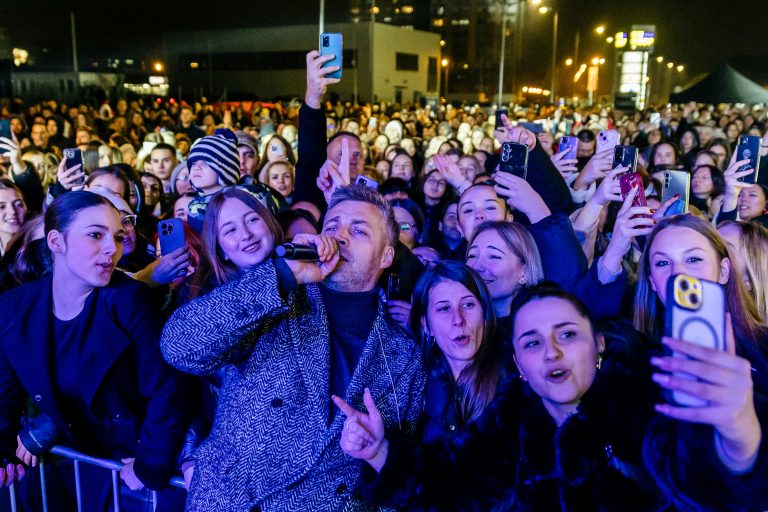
[188,128,240,187]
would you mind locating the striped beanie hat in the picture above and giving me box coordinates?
[188,128,240,187]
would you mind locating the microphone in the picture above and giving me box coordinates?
[275,243,319,261]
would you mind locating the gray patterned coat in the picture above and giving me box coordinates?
[161,260,425,511]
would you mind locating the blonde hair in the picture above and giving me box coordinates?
[634,215,766,345]
[258,160,295,188]
[718,220,768,323]
[469,221,545,290]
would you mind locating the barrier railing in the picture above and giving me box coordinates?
[6,445,185,512]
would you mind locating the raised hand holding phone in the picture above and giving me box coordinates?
[602,185,654,274]
[56,152,86,191]
[305,50,341,109]
[492,171,550,223]
[652,313,761,474]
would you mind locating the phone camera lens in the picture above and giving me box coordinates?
[680,280,689,291]
[323,36,329,47]
[689,294,699,305]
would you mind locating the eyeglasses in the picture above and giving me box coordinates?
[399,223,417,232]
[426,178,446,188]
[121,214,138,228]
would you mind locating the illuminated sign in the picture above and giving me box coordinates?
[614,32,628,49]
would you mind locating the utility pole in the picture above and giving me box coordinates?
[497,2,507,106]
[70,12,78,74]
[549,10,558,104]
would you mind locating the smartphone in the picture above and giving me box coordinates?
[735,135,761,184]
[499,142,528,180]
[320,33,343,80]
[664,274,726,407]
[63,148,85,186]
[355,175,379,190]
[612,145,638,173]
[619,172,648,208]
[661,170,690,214]
[387,274,413,302]
[650,112,661,126]
[597,130,619,154]
[557,136,578,160]
[518,122,543,134]
[0,119,11,155]
[495,109,509,130]
[158,218,186,256]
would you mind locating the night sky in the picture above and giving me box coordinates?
[2,0,766,82]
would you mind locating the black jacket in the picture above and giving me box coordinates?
[293,103,328,208]
[359,330,768,511]
[0,272,193,489]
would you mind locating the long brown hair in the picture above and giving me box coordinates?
[189,188,283,298]
[410,261,499,423]
[634,214,767,346]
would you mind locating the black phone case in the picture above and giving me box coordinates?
[612,145,638,173]
[158,218,186,255]
[495,109,509,129]
[63,148,84,186]
[387,274,413,302]
[500,142,528,179]
[0,119,11,154]
[663,275,726,407]
[736,135,761,184]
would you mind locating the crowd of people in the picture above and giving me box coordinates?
[0,48,767,511]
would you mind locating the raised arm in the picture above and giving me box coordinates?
[293,51,340,208]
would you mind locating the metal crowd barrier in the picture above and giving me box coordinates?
[6,445,186,512]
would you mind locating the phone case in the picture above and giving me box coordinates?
[158,218,186,256]
[619,172,647,208]
[500,142,528,179]
[495,109,509,129]
[0,120,11,154]
[63,148,85,186]
[558,136,578,160]
[320,33,343,79]
[736,135,761,184]
[597,130,619,154]
[518,122,543,134]
[387,274,413,302]
[355,175,379,190]
[662,170,690,213]
[612,145,638,173]
[664,275,726,407]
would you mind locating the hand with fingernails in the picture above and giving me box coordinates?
[317,137,351,204]
[651,314,762,473]
[333,388,389,473]
[284,233,340,285]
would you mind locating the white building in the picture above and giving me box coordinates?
[163,22,441,103]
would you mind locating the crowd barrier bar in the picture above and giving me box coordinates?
[7,445,185,512]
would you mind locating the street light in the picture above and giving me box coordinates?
[656,56,664,63]
[606,36,614,44]
[153,62,164,73]
[591,57,600,66]
[595,25,605,35]
[565,58,573,66]
[538,6,549,14]
[667,62,674,69]
[442,58,449,98]
[676,65,684,72]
